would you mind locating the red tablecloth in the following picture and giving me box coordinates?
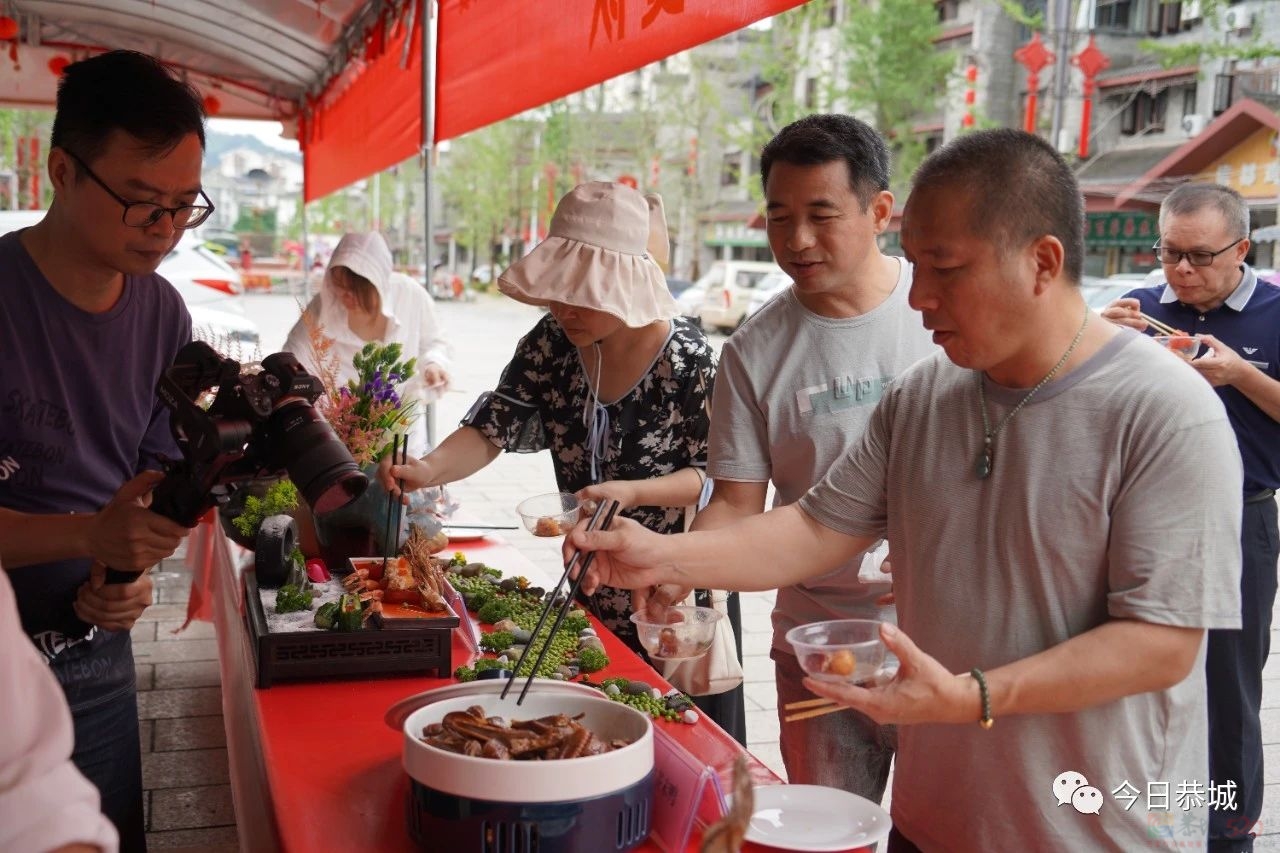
[187,519,870,852]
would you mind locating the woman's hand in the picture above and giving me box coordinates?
[422,363,450,392]
[576,480,641,513]
[380,453,439,503]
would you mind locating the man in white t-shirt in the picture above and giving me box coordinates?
[574,129,1241,850]
[687,114,934,797]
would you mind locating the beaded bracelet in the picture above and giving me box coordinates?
[970,668,994,729]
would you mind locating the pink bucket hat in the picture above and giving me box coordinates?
[498,181,678,327]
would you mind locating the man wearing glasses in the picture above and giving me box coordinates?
[1104,182,1280,852]
[0,50,208,851]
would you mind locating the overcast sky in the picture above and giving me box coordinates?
[208,118,300,153]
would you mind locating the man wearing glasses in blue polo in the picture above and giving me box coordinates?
[1103,182,1280,853]
[0,50,208,851]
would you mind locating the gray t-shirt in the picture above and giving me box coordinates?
[707,260,935,652]
[799,328,1242,850]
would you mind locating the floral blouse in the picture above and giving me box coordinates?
[464,314,716,651]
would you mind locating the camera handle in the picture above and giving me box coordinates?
[102,347,254,585]
[101,462,225,585]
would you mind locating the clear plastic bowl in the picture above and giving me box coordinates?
[1152,334,1203,360]
[516,492,581,537]
[629,605,722,661]
[786,619,887,685]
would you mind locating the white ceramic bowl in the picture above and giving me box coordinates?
[402,688,654,803]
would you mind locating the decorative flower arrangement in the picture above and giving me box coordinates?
[306,319,418,467]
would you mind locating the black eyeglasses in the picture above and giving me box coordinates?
[1151,238,1244,267]
[63,149,214,230]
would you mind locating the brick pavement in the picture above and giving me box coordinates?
[132,292,1280,848]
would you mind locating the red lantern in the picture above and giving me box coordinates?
[617,174,638,190]
[47,55,70,76]
[203,95,222,116]
[961,113,976,128]
[965,63,978,84]
[0,16,18,41]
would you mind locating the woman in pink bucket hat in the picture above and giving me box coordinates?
[385,181,746,742]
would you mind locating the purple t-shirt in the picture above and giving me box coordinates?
[0,229,191,712]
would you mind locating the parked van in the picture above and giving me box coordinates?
[694,260,783,333]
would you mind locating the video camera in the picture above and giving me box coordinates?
[103,340,368,584]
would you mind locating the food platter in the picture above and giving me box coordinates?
[729,784,891,852]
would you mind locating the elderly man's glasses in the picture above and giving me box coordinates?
[63,149,214,230]
[1151,238,1243,267]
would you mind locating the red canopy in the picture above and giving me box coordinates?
[301,0,805,200]
[0,0,803,201]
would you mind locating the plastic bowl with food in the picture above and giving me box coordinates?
[516,492,581,536]
[786,619,887,685]
[1152,334,1204,360]
[629,605,722,661]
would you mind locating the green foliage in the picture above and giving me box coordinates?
[996,0,1044,29]
[740,0,953,198]
[233,206,277,235]
[232,479,299,538]
[437,119,539,274]
[561,612,590,635]
[838,0,955,194]
[1135,0,1280,66]
[577,645,609,673]
[479,630,514,652]
[274,583,314,614]
[476,598,514,625]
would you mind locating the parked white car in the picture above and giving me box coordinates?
[744,271,791,320]
[0,210,258,347]
[693,260,784,333]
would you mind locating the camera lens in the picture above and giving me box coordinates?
[264,399,367,514]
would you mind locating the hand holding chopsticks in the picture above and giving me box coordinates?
[502,499,621,705]
[1139,312,1184,337]
[382,435,410,574]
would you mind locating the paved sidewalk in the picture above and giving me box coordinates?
[132,292,1280,848]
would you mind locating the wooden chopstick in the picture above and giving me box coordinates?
[499,499,612,701]
[515,499,621,705]
[784,704,846,723]
[1140,312,1182,336]
[783,697,838,711]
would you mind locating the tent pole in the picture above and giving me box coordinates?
[301,196,311,305]
[421,0,439,448]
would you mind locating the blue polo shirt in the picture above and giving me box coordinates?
[1125,264,1280,495]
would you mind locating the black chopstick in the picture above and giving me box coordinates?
[392,439,408,553]
[382,434,400,576]
[500,499,615,703]
[514,500,620,705]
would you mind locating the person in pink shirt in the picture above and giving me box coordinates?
[0,564,118,853]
